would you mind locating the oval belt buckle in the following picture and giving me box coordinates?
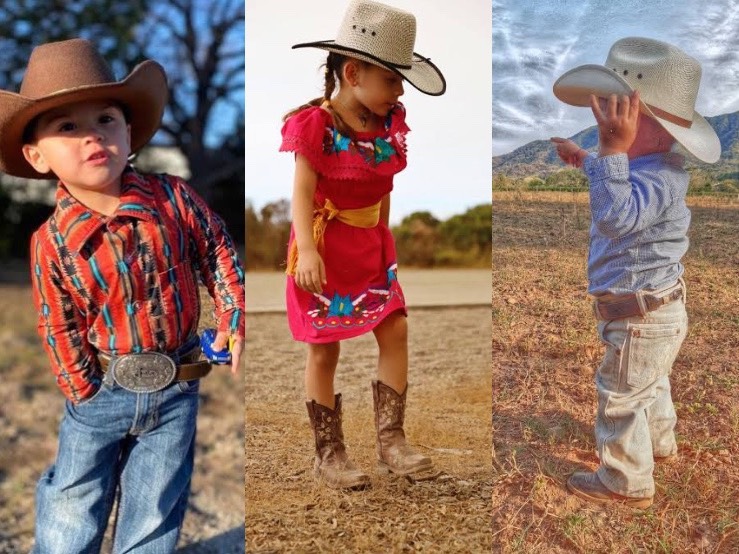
[110,352,177,393]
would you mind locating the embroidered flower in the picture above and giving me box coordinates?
[307,264,404,330]
[332,129,351,152]
[321,121,401,166]
[328,293,354,316]
[374,138,396,163]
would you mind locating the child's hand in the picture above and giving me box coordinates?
[211,330,244,376]
[551,137,587,167]
[590,90,640,157]
[295,248,326,294]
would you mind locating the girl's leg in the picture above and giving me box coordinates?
[372,310,408,394]
[371,311,434,476]
[305,341,340,407]
[304,340,369,489]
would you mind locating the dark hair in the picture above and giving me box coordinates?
[283,52,366,138]
[22,100,131,145]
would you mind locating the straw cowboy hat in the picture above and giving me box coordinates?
[0,38,168,179]
[292,0,446,96]
[553,37,720,164]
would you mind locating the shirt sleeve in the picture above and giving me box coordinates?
[30,231,101,403]
[583,153,674,238]
[279,106,329,175]
[172,178,245,338]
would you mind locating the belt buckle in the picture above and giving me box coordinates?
[110,352,177,393]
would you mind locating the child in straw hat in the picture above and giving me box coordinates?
[280,0,445,489]
[0,38,244,551]
[550,37,720,508]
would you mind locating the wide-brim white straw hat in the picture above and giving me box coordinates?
[292,0,446,96]
[553,37,720,164]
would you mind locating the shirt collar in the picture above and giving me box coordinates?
[52,166,159,248]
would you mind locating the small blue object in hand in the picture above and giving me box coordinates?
[200,328,232,364]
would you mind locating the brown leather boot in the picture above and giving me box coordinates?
[306,394,370,489]
[567,472,653,508]
[372,380,435,477]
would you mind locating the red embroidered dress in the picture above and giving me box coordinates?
[280,104,409,343]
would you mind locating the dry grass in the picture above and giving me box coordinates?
[245,307,492,553]
[492,191,739,553]
[0,285,244,553]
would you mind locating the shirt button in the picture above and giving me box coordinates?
[134,301,142,312]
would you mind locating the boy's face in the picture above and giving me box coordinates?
[22,100,131,196]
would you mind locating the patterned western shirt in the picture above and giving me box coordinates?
[583,152,691,295]
[30,167,245,403]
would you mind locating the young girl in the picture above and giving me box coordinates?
[279,0,445,489]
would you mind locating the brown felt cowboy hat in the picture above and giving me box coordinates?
[553,37,720,164]
[292,0,446,96]
[0,38,168,179]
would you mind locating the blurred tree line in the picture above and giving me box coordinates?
[493,169,739,195]
[246,201,492,270]
[0,0,244,261]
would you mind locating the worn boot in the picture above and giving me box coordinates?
[372,380,435,477]
[567,472,653,508]
[306,394,370,489]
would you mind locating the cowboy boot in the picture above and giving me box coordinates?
[306,394,370,489]
[372,380,434,476]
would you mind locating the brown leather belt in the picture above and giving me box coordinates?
[593,280,685,321]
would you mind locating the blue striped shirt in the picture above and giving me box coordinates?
[583,152,691,295]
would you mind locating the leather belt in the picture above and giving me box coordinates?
[593,280,685,321]
[98,346,211,393]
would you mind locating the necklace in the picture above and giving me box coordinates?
[332,98,371,129]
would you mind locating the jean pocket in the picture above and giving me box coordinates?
[75,381,107,406]
[176,379,201,394]
[625,323,685,389]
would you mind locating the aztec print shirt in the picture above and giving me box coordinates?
[30,167,245,403]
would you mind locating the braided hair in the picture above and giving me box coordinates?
[283,52,359,138]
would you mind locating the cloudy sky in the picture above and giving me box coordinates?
[493,0,739,156]
[246,0,491,224]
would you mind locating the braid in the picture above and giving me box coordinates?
[323,53,337,101]
[283,53,353,137]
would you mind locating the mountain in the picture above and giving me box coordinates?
[493,112,739,180]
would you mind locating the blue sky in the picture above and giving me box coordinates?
[246,0,491,224]
[492,0,739,155]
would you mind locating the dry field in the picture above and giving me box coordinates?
[0,282,244,553]
[245,306,492,552]
[492,191,739,553]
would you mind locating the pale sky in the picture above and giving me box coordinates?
[246,0,492,224]
[493,0,739,156]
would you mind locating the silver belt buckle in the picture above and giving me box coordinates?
[110,352,177,393]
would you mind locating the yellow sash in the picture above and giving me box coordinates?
[285,198,381,276]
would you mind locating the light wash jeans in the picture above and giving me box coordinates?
[593,289,687,498]
[33,375,200,554]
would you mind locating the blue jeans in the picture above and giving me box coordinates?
[33,375,200,554]
[593,290,687,498]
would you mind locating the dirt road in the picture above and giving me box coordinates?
[245,304,492,552]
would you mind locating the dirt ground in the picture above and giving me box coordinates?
[0,283,244,553]
[245,306,492,553]
[492,191,739,553]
